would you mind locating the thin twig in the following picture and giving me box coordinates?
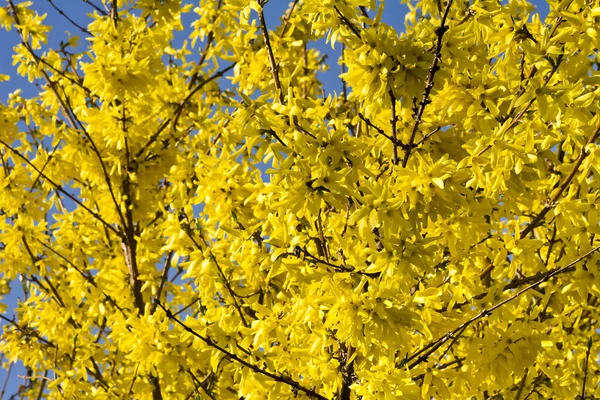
[34,370,48,400]
[514,368,529,400]
[406,245,600,369]
[111,0,118,27]
[520,123,600,239]
[415,126,443,147]
[136,64,235,159]
[0,139,119,235]
[155,300,329,400]
[151,251,174,314]
[389,90,399,165]
[188,0,223,89]
[581,337,593,399]
[334,6,363,40]
[358,113,397,144]
[0,362,13,399]
[46,0,92,35]
[7,0,128,234]
[279,0,299,38]
[402,0,453,167]
[258,2,284,103]
[81,0,107,15]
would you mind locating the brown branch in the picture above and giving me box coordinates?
[181,216,250,327]
[544,222,558,267]
[151,251,174,314]
[187,0,223,89]
[0,314,56,348]
[389,90,399,165]
[155,300,329,400]
[126,363,140,398]
[29,140,62,192]
[209,253,249,327]
[338,342,356,400]
[0,362,13,399]
[402,0,453,167]
[279,0,299,38]
[415,126,443,147]
[111,0,118,27]
[136,63,235,159]
[8,0,128,233]
[81,0,107,15]
[581,337,592,399]
[334,7,363,41]
[520,123,600,239]
[187,369,217,400]
[36,239,126,314]
[358,113,397,144]
[46,0,92,35]
[0,139,119,235]
[406,245,600,369]
[514,368,529,400]
[258,2,284,103]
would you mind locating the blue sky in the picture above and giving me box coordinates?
[0,0,550,397]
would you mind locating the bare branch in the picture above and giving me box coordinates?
[46,0,92,35]
[0,362,13,399]
[258,2,284,103]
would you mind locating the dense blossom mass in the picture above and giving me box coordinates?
[0,0,600,398]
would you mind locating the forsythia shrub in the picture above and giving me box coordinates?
[1,0,600,398]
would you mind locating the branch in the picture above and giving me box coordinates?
[81,0,107,15]
[581,337,592,399]
[46,0,92,35]
[405,245,600,369]
[358,113,398,144]
[258,2,284,103]
[514,368,529,400]
[187,369,217,400]
[111,0,118,27]
[8,0,128,233]
[333,6,363,41]
[151,251,174,314]
[187,0,223,89]
[36,239,127,315]
[415,126,443,147]
[389,90,399,165]
[0,362,13,399]
[155,300,329,400]
[136,64,235,159]
[0,138,119,236]
[520,122,600,239]
[279,0,299,38]
[338,342,356,400]
[401,0,453,167]
[0,314,56,348]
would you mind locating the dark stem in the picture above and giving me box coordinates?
[258,2,284,103]
[401,0,453,167]
[155,300,329,400]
